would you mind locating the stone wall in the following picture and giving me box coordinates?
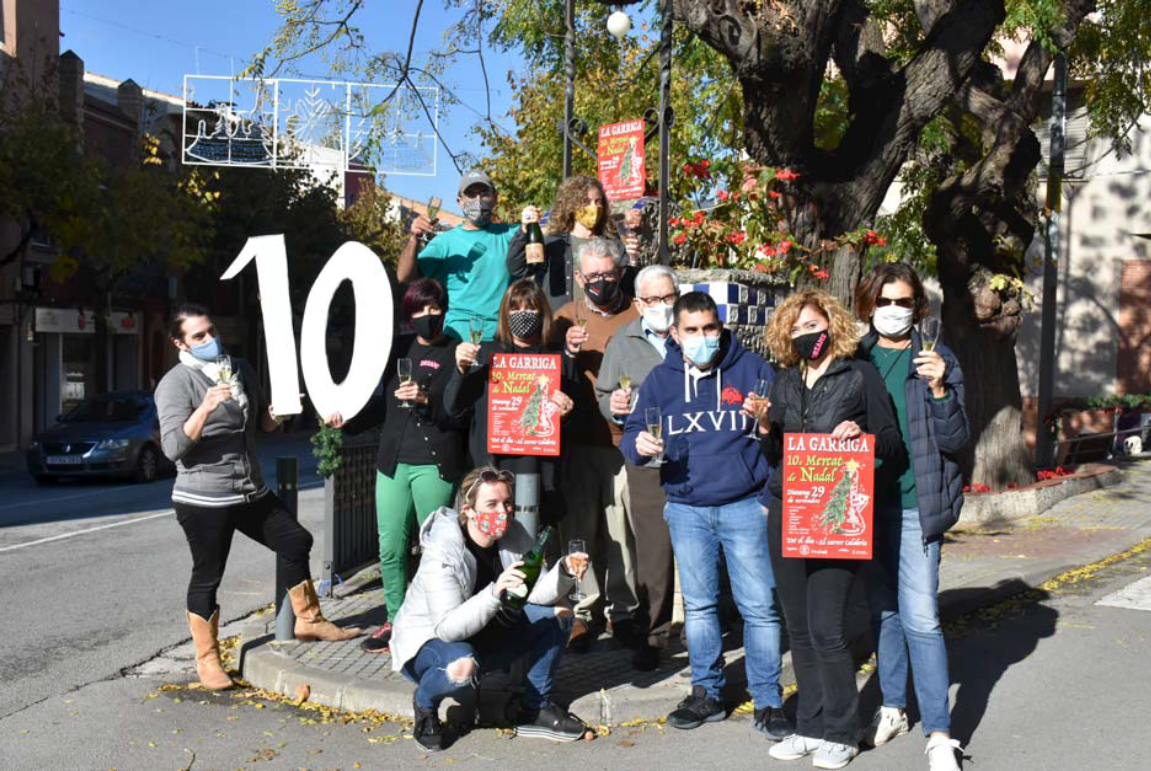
[676,268,790,357]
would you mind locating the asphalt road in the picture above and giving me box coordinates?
[0,433,325,722]
[2,514,1149,770]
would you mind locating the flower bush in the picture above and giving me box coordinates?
[667,155,888,282]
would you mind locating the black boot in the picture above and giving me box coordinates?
[412,695,445,752]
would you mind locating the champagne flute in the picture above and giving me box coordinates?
[568,539,588,602]
[645,405,664,466]
[574,304,589,331]
[618,374,634,413]
[421,196,442,246]
[397,358,413,408]
[918,317,941,379]
[468,316,484,371]
[753,378,770,400]
[215,355,232,384]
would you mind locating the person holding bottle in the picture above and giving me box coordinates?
[753,291,906,770]
[156,303,359,693]
[507,174,633,311]
[325,278,466,655]
[390,466,589,750]
[854,263,969,771]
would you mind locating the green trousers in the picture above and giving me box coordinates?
[375,465,456,622]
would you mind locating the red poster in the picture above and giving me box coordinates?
[598,119,646,201]
[781,433,875,559]
[486,353,562,457]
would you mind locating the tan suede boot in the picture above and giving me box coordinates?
[187,610,235,690]
[288,579,361,641]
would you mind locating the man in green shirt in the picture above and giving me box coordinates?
[396,170,515,341]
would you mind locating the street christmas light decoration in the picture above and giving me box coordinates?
[606,9,632,39]
[182,74,440,177]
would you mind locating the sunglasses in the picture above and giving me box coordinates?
[465,469,515,505]
[875,297,914,308]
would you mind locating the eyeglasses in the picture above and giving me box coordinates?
[465,468,515,504]
[638,293,679,306]
[875,297,915,308]
[580,270,620,283]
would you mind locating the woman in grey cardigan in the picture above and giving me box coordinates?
[156,303,359,692]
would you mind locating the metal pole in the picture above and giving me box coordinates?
[274,456,299,642]
[1036,53,1067,469]
[656,0,672,264]
[514,468,541,539]
[563,0,576,179]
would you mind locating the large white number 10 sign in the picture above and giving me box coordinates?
[221,235,393,422]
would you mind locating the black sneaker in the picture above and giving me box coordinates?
[515,704,587,742]
[631,643,660,672]
[360,622,392,653]
[667,685,726,730]
[753,705,792,741]
[412,696,445,752]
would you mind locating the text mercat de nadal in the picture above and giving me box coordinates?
[786,434,871,483]
[490,354,557,395]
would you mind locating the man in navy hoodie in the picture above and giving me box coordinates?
[622,291,789,740]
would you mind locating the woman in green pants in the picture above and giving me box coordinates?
[326,278,466,652]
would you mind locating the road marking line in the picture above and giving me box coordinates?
[0,486,139,511]
[1097,575,1151,612]
[0,510,174,553]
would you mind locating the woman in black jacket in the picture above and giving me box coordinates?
[854,263,969,770]
[507,174,633,311]
[326,279,466,654]
[753,290,906,769]
[445,279,578,524]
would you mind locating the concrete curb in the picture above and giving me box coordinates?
[959,464,1122,525]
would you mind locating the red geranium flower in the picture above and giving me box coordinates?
[674,234,687,245]
[779,239,792,254]
[717,190,729,201]
[776,169,800,183]
[768,191,781,200]
[814,270,829,280]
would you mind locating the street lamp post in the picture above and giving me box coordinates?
[562,0,674,264]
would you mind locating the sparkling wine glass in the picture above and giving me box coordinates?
[568,539,588,602]
[215,355,232,384]
[468,316,484,370]
[918,317,941,379]
[645,405,664,466]
[397,358,413,408]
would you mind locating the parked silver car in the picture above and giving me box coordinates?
[26,391,173,484]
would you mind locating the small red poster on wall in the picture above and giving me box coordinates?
[486,353,562,457]
[598,119,646,201]
[782,433,876,559]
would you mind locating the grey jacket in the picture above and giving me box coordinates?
[155,359,268,507]
[390,507,572,671]
[596,316,672,424]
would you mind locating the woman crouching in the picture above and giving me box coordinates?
[389,467,590,751]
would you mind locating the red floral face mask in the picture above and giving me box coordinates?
[472,508,510,539]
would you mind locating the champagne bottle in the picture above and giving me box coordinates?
[525,220,546,265]
[500,525,554,610]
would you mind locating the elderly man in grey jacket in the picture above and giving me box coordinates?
[390,467,589,751]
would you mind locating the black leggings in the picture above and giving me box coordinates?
[767,500,861,745]
[175,493,313,618]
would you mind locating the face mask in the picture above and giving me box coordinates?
[574,203,602,230]
[462,198,494,227]
[793,330,830,361]
[471,508,510,540]
[508,310,543,339]
[872,305,914,338]
[682,333,721,366]
[412,313,444,340]
[189,336,222,362]
[642,303,674,333]
[585,277,619,307]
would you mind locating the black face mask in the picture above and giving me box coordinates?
[793,330,830,361]
[507,310,543,339]
[412,314,444,340]
[585,278,619,307]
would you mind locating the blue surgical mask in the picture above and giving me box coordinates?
[189,336,222,361]
[682,334,720,366]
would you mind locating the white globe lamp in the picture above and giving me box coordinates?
[607,10,632,40]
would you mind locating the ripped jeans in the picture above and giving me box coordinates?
[402,603,570,711]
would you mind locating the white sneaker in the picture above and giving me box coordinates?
[864,706,909,746]
[925,735,963,771]
[813,742,859,770]
[768,733,823,761]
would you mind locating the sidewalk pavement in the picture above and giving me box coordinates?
[234,459,1151,727]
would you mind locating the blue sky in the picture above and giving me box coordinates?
[60,0,525,211]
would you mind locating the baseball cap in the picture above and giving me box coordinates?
[458,169,496,197]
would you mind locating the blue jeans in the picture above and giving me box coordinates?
[665,497,783,708]
[868,506,951,734]
[402,603,569,710]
